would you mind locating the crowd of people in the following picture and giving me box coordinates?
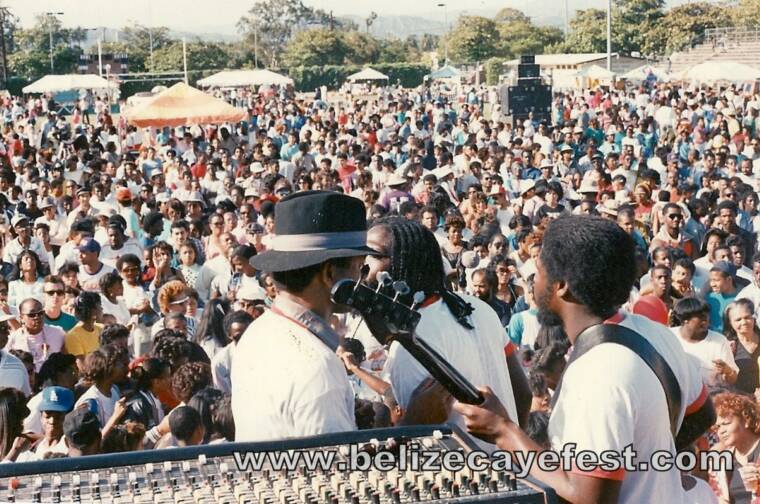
[1,75,760,502]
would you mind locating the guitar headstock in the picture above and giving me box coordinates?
[331,274,423,345]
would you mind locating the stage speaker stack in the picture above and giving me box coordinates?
[500,55,552,127]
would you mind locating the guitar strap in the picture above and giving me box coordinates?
[551,323,682,437]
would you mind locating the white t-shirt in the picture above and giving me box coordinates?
[78,263,116,293]
[0,350,31,396]
[548,312,706,504]
[100,295,131,326]
[75,384,120,427]
[383,295,517,451]
[231,309,355,441]
[737,282,760,318]
[671,327,738,387]
[23,391,43,434]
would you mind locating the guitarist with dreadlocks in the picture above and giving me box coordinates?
[364,218,531,449]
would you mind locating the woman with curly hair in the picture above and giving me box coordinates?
[64,291,104,371]
[709,391,760,503]
[171,361,212,405]
[151,280,196,338]
[8,250,45,309]
[723,299,760,395]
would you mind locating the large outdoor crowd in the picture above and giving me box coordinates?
[1,75,760,502]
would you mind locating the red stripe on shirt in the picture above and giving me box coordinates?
[570,463,626,481]
[504,341,516,357]
[685,385,708,415]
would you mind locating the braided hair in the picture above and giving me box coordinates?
[374,218,474,329]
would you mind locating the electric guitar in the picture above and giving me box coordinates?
[331,275,484,405]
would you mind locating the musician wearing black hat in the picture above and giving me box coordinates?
[231,191,378,441]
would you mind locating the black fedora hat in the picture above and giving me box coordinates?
[250,190,378,272]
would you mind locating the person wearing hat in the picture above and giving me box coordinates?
[65,186,96,229]
[2,214,48,268]
[520,179,544,221]
[36,197,68,251]
[231,191,378,441]
[77,237,115,293]
[377,173,413,213]
[14,386,74,461]
[114,186,141,240]
[555,144,577,177]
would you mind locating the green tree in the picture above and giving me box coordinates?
[10,14,86,78]
[730,0,760,28]
[237,0,343,67]
[444,16,500,63]
[494,7,531,25]
[651,2,732,54]
[344,31,380,64]
[150,41,234,74]
[615,0,665,55]
[378,38,416,63]
[281,28,350,67]
[562,8,608,53]
[121,24,172,54]
[498,14,564,59]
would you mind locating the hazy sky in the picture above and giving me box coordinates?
[3,0,507,31]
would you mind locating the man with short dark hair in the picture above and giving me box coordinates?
[455,216,711,504]
[232,191,376,441]
[716,200,755,265]
[649,203,697,258]
[43,275,77,332]
[168,406,204,447]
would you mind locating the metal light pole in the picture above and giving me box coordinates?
[437,3,448,66]
[45,11,64,73]
[606,0,612,71]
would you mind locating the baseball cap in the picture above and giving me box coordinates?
[10,214,29,229]
[711,260,737,279]
[39,386,74,413]
[76,187,91,197]
[78,237,101,254]
[238,284,266,303]
[38,197,55,210]
[63,407,101,446]
[116,188,133,202]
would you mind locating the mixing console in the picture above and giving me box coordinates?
[0,425,557,503]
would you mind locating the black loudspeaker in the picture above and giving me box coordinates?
[506,84,552,116]
[518,64,540,80]
[520,54,535,64]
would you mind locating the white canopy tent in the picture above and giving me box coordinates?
[677,60,760,83]
[621,65,671,83]
[347,68,389,82]
[22,74,118,94]
[197,69,293,88]
[425,65,461,81]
